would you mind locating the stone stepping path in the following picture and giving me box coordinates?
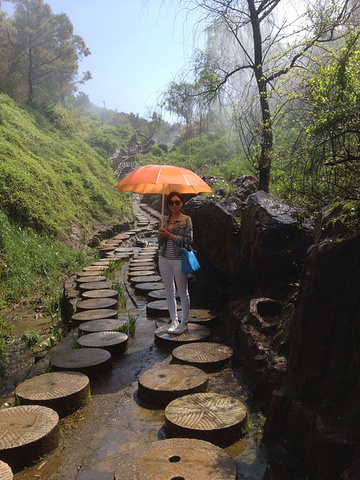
[50,348,112,378]
[77,331,128,356]
[3,204,250,476]
[154,323,211,348]
[78,318,126,334]
[14,372,90,418]
[137,364,208,408]
[0,461,13,480]
[164,392,249,447]
[116,438,237,480]
[0,405,59,472]
[171,342,233,373]
[146,299,181,317]
[76,297,118,311]
[71,308,118,327]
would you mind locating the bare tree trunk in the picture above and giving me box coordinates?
[248,0,273,192]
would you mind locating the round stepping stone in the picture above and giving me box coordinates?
[78,319,126,334]
[103,239,121,245]
[114,247,133,253]
[81,289,119,301]
[147,289,167,300]
[106,253,131,259]
[129,275,162,286]
[50,348,112,378]
[76,297,118,312]
[188,309,217,325]
[129,265,155,272]
[146,300,181,317]
[77,331,128,356]
[130,258,155,264]
[76,275,107,286]
[83,265,106,272]
[15,372,90,418]
[138,364,208,408]
[71,308,118,327]
[172,342,233,373]
[0,461,13,480]
[76,270,105,277]
[0,405,59,472]
[165,392,249,447]
[128,270,156,278]
[78,281,113,294]
[129,262,154,269]
[134,282,164,295]
[154,323,210,348]
[113,234,131,240]
[92,260,110,266]
[120,438,237,480]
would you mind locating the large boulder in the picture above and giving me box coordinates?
[240,191,313,297]
[286,235,360,409]
[183,196,244,283]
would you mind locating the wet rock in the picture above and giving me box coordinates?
[234,175,259,202]
[240,191,313,298]
[286,235,360,410]
[183,197,244,282]
[314,202,354,243]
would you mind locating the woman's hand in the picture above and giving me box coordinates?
[158,227,175,240]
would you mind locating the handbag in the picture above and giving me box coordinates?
[181,246,200,274]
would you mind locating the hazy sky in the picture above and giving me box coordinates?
[36,0,204,119]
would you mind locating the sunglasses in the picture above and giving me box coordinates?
[168,200,181,206]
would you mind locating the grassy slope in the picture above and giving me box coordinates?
[0,94,133,240]
[0,94,133,307]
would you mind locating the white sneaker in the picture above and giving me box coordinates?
[172,322,188,335]
[167,320,179,333]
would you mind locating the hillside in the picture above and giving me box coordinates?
[0,94,133,308]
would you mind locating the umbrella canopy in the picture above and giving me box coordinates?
[115,164,212,226]
[115,164,212,195]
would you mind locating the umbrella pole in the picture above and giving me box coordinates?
[161,192,165,228]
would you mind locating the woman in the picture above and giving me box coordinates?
[158,192,193,334]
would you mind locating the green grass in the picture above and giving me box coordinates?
[116,313,138,338]
[0,212,91,306]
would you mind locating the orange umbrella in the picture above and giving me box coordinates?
[115,164,212,226]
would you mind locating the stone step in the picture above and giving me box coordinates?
[171,342,233,373]
[14,371,90,418]
[78,319,127,335]
[116,438,237,480]
[0,405,60,473]
[137,364,208,409]
[146,300,181,317]
[76,297,118,312]
[71,308,118,328]
[164,392,249,447]
[76,331,128,356]
[0,460,13,480]
[50,348,112,379]
[154,323,210,348]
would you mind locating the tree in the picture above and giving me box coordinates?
[4,0,90,104]
[295,30,360,202]
[174,0,360,192]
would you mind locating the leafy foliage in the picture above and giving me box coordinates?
[0,94,133,239]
